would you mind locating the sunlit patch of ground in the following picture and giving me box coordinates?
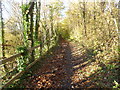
[18,40,119,89]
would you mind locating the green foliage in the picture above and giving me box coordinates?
[59,2,119,88]
[17,46,28,71]
[113,80,120,89]
[48,0,64,15]
[63,2,119,64]
[17,46,28,55]
[34,41,42,46]
[1,0,119,88]
[106,64,117,70]
[20,4,29,15]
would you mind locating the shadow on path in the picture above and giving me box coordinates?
[20,39,99,88]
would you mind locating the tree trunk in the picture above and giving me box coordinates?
[83,2,87,37]
[29,2,35,63]
[94,0,96,34]
[35,1,41,40]
[0,1,5,58]
[118,0,120,60]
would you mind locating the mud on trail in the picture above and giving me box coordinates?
[20,39,106,88]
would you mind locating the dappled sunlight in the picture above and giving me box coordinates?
[0,0,119,89]
[19,39,108,88]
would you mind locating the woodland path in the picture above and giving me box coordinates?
[21,39,100,88]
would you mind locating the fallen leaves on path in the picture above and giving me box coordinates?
[20,40,119,89]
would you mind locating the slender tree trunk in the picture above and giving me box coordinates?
[35,2,39,40]
[83,1,87,37]
[29,2,35,62]
[107,21,111,38]
[35,1,41,40]
[0,1,5,58]
[43,11,50,50]
[118,0,120,60]
[35,2,38,40]
[50,8,54,38]
[38,0,42,56]
[94,0,96,34]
